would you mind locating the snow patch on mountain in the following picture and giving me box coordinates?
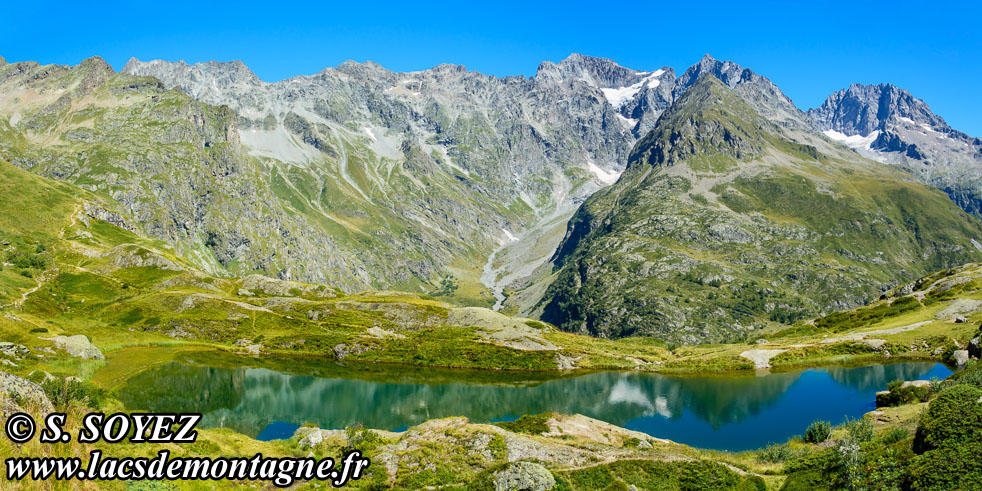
[616,114,638,128]
[823,129,880,149]
[587,161,622,185]
[600,70,666,108]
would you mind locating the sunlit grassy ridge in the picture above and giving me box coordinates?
[541,75,982,343]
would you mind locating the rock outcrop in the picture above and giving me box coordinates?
[41,335,104,360]
[0,371,54,417]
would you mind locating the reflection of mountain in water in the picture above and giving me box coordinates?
[822,363,938,392]
[119,365,245,414]
[117,361,943,438]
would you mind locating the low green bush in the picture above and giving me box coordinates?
[803,420,832,444]
[844,416,874,443]
[909,440,982,490]
[907,384,982,489]
[756,443,807,464]
[913,384,982,453]
[492,413,555,435]
[876,380,932,407]
[40,378,106,410]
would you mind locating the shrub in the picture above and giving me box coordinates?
[803,420,832,444]
[493,413,554,435]
[41,378,105,410]
[907,373,982,490]
[6,250,46,269]
[876,380,932,407]
[756,443,806,464]
[913,384,982,453]
[844,417,874,443]
[879,427,909,446]
[909,440,982,490]
[343,423,381,451]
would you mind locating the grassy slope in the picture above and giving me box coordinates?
[541,75,982,343]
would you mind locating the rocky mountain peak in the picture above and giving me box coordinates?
[536,53,640,88]
[628,74,767,169]
[676,54,748,89]
[330,59,395,79]
[808,82,982,216]
[672,55,805,131]
[124,57,263,88]
[809,83,946,137]
[0,55,6,65]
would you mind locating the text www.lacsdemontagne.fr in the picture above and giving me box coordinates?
[6,449,370,487]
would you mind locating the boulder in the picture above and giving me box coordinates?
[952,349,970,367]
[863,339,887,351]
[0,342,29,357]
[298,429,323,449]
[241,274,337,299]
[739,349,787,369]
[41,335,104,360]
[104,244,182,272]
[492,462,555,491]
[0,372,54,418]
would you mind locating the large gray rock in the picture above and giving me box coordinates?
[0,371,54,417]
[0,342,29,357]
[492,461,555,491]
[953,349,970,367]
[42,335,104,360]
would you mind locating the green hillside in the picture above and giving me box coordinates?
[541,75,982,343]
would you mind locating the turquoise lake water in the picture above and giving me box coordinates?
[117,354,951,451]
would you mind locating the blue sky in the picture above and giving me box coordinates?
[3,1,980,135]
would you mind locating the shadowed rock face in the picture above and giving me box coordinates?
[809,83,982,216]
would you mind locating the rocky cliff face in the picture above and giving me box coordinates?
[540,75,982,343]
[809,83,982,215]
[120,54,660,298]
[119,54,813,306]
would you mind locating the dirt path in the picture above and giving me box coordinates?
[820,320,933,344]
